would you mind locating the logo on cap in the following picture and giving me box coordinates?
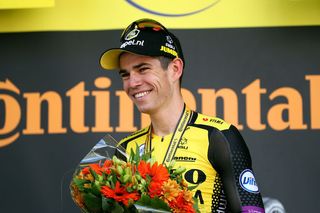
[166,35,173,44]
[125,29,140,40]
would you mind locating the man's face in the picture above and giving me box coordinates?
[119,53,174,114]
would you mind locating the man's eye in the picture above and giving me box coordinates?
[139,67,149,72]
[121,73,129,79]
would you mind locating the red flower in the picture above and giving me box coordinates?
[103,159,113,168]
[137,160,149,178]
[150,162,170,183]
[148,181,163,198]
[138,161,170,198]
[138,161,169,183]
[101,181,140,206]
[82,164,102,175]
[82,160,113,176]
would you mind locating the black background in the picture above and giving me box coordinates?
[0,27,319,212]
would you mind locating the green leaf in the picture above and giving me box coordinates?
[126,205,139,213]
[101,197,129,213]
[83,192,102,213]
[89,168,99,180]
[91,181,101,196]
[111,201,125,213]
[141,148,153,162]
[134,143,140,164]
[126,186,134,193]
[101,197,114,212]
[135,194,171,211]
[72,178,88,191]
[188,184,199,191]
[102,171,107,180]
[193,197,201,213]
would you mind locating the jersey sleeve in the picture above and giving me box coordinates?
[208,125,265,213]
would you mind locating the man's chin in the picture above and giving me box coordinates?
[136,105,152,114]
[138,108,150,114]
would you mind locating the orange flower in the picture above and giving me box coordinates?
[181,190,194,204]
[161,179,180,202]
[101,181,140,206]
[70,184,85,208]
[169,191,195,213]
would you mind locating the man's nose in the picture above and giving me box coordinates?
[128,72,142,87]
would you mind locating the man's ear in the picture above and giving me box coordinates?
[169,58,184,82]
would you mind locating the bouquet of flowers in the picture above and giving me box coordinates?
[70,135,200,213]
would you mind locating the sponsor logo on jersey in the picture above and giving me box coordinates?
[178,145,188,150]
[213,189,227,212]
[180,137,188,145]
[203,117,224,125]
[178,137,188,149]
[239,169,259,193]
[173,156,196,162]
[210,118,224,124]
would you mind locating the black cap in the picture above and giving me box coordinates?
[100,19,184,70]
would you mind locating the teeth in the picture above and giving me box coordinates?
[134,91,150,98]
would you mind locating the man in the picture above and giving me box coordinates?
[100,18,265,213]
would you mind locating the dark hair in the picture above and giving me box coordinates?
[157,56,184,85]
[157,56,172,70]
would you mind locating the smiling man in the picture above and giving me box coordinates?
[100,18,265,213]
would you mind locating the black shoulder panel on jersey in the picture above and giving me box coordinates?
[118,127,149,149]
[208,125,242,213]
[208,125,264,211]
[189,110,198,124]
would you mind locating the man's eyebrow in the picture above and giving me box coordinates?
[132,62,150,69]
[119,62,151,75]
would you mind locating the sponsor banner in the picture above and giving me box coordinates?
[1,74,319,148]
[1,0,320,32]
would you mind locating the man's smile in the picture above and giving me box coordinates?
[133,90,151,99]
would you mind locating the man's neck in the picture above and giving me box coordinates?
[150,101,185,137]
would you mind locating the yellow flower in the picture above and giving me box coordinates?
[180,179,189,189]
[182,190,194,203]
[84,173,94,182]
[84,183,91,189]
[70,184,85,208]
[161,179,180,202]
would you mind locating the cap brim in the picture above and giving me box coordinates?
[100,48,128,70]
